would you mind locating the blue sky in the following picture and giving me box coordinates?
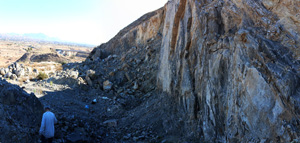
[0,0,167,45]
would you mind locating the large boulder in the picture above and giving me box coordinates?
[15,69,25,77]
[0,78,43,142]
[4,72,12,79]
[4,68,9,74]
[10,74,17,80]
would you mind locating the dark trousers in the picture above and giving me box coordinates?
[41,135,53,143]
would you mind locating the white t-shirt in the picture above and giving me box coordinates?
[39,111,57,138]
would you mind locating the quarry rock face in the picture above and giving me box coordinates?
[89,0,300,142]
[157,0,300,142]
[0,78,43,143]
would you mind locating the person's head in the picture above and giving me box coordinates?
[44,106,51,112]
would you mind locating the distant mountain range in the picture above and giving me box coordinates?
[0,33,95,47]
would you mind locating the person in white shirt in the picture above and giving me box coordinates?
[39,106,57,143]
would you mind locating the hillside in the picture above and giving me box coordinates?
[88,0,300,142]
[0,0,299,142]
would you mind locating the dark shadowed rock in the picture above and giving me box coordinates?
[0,78,43,143]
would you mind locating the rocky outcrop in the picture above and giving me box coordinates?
[157,0,300,142]
[0,78,43,143]
[88,0,300,142]
[0,63,26,80]
[17,52,68,63]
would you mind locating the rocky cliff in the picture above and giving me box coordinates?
[88,0,300,142]
[158,0,300,142]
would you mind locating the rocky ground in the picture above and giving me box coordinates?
[0,33,176,142]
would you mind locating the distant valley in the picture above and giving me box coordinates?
[0,33,95,48]
[0,37,93,67]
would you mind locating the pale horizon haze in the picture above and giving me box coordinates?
[0,0,168,45]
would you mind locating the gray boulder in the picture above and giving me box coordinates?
[85,70,96,86]
[15,69,25,77]
[86,69,95,78]
[70,71,79,79]
[0,68,5,76]
[15,62,20,70]
[4,72,12,79]
[10,74,17,80]
[4,68,9,74]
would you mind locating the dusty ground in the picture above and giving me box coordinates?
[0,40,92,68]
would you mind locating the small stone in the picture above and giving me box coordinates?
[92,99,97,104]
[103,119,117,127]
[10,74,18,80]
[86,69,95,77]
[103,80,113,90]
[33,69,39,73]
[15,69,25,77]
[85,76,93,86]
[133,81,139,90]
[109,71,115,76]
[70,71,79,79]
[122,63,130,70]
[101,97,109,100]
[125,73,131,82]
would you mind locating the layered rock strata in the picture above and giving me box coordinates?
[157,0,300,142]
[89,0,300,142]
